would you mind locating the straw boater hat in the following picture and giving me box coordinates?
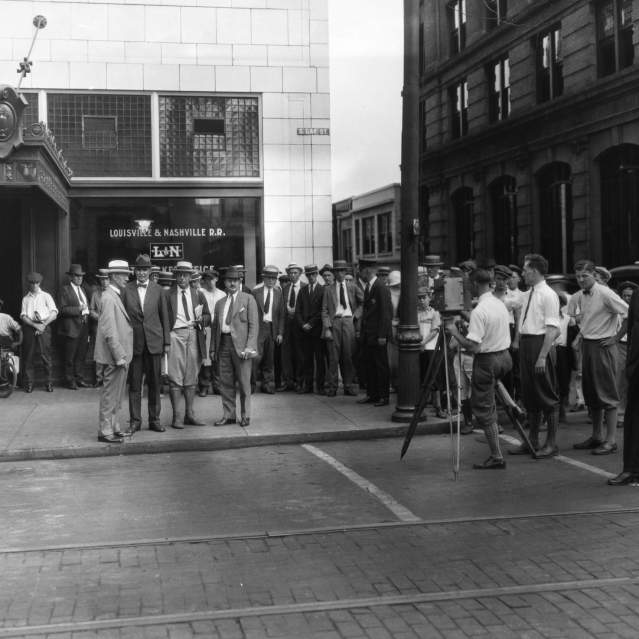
[262,265,280,278]
[377,266,391,276]
[107,259,132,274]
[422,254,444,267]
[157,271,175,285]
[332,260,349,271]
[304,264,318,274]
[67,264,86,276]
[285,263,302,273]
[174,261,195,274]
[150,265,161,274]
[96,268,109,280]
[224,266,243,280]
[388,270,401,287]
[319,264,333,275]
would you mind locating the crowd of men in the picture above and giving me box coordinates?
[1,251,638,486]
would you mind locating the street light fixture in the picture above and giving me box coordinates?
[16,15,47,92]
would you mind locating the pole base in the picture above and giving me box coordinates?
[392,404,426,423]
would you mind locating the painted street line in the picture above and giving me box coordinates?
[302,443,421,522]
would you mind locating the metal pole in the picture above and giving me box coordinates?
[16,15,47,91]
[392,0,422,423]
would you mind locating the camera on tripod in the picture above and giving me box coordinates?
[430,269,473,319]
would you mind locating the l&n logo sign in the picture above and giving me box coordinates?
[150,243,184,260]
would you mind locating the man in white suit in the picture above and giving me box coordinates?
[94,260,134,443]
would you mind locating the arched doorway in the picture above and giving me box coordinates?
[489,175,518,265]
[451,186,474,261]
[599,144,639,267]
[536,162,572,272]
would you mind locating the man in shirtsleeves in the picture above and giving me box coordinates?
[510,254,561,459]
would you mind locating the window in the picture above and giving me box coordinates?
[448,0,466,55]
[377,212,393,254]
[419,100,427,152]
[485,0,507,30]
[341,227,353,264]
[537,26,563,102]
[488,57,510,122]
[355,219,361,256]
[489,176,518,265]
[450,80,468,139]
[82,115,117,150]
[596,0,634,77]
[363,216,376,255]
[537,163,573,273]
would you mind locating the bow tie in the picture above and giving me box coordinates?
[583,288,593,296]
[137,283,147,288]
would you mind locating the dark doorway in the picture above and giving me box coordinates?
[0,197,23,319]
[599,144,639,267]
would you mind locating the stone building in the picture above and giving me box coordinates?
[420,0,639,271]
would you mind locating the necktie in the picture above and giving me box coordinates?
[264,288,271,313]
[289,285,296,308]
[364,282,370,299]
[181,290,191,321]
[339,283,347,309]
[521,290,533,327]
[225,293,234,325]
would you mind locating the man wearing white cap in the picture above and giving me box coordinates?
[94,260,134,443]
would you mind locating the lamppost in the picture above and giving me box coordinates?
[391,0,422,423]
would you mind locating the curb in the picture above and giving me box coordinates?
[0,420,450,463]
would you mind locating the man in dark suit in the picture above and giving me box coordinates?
[279,263,306,391]
[58,264,92,389]
[296,264,326,394]
[321,260,363,396]
[122,254,170,433]
[165,261,211,428]
[357,259,393,406]
[252,265,285,394]
[211,267,259,427]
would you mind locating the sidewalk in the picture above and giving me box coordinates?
[0,387,449,462]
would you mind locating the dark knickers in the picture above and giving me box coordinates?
[470,350,512,429]
[582,338,619,409]
[518,334,559,412]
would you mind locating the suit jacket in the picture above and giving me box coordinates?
[361,279,393,342]
[122,280,170,356]
[212,291,259,358]
[58,282,92,338]
[626,288,639,382]
[281,282,307,317]
[252,285,285,339]
[166,286,211,359]
[94,287,133,365]
[296,282,325,337]
[321,281,364,330]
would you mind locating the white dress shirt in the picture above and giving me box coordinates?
[174,287,195,329]
[335,282,353,317]
[518,280,561,335]
[467,292,512,353]
[221,292,237,334]
[72,283,89,315]
[136,281,148,310]
[286,282,301,314]
[262,286,274,322]
[21,289,58,323]
[567,283,628,339]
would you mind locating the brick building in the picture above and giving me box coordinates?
[420,0,639,272]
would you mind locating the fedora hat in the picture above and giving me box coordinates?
[67,264,86,277]
[174,261,195,274]
[96,269,109,280]
[358,258,376,269]
[224,266,242,280]
[285,263,302,273]
[319,263,333,275]
[107,259,132,275]
[332,260,349,271]
[134,254,153,269]
[422,254,443,267]
[304,264,318,274]
[262,265,280,278]
[377,266,391,276]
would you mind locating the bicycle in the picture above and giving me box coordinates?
[0,348,17,398]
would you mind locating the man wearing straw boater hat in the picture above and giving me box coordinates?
[122,254,171,434]
[89,269,110,387]
[94,260,134,443]
[165,261,211,429]
[58,264,93,390]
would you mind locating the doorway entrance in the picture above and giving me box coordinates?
[0,197,23,319]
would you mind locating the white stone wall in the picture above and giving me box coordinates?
[1,0,332,268]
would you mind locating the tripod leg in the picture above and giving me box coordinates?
[496,381,537,459]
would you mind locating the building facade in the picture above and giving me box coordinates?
[0,0,331,317]
[333,183,401,269]
[420,0,639,272]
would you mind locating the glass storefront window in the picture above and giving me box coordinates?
[70,196,262,284]
[159,96,260,178]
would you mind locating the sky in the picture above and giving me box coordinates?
[328,0,404,202]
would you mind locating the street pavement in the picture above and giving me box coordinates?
[0,387,448,461]
[1,421,639,638]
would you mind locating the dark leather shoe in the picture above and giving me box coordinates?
[435,408,448,419]
[239,417,250,428]
[171,423,184,430]
[373,398,389,407]
[214,417,236,426]
[343,389,357,396]
[608,472,638,486]
[508,443,535,455]
[114,430,133,438]
[130,421,141,433]
[276,384,290,392]
[460,423,475,435]
[262,386,275,394]
[573,436,603,450]
[77,380,91,388]
[184,415,205,426]
[535,444,559,459]
[98,434,123,443]
[592,442,618,455]
[149,424,166,432]
[197,388,208,397]
[473,457,506,470]
[357,397,375,404]
[45,383,54,392]
[24,384,33,393]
